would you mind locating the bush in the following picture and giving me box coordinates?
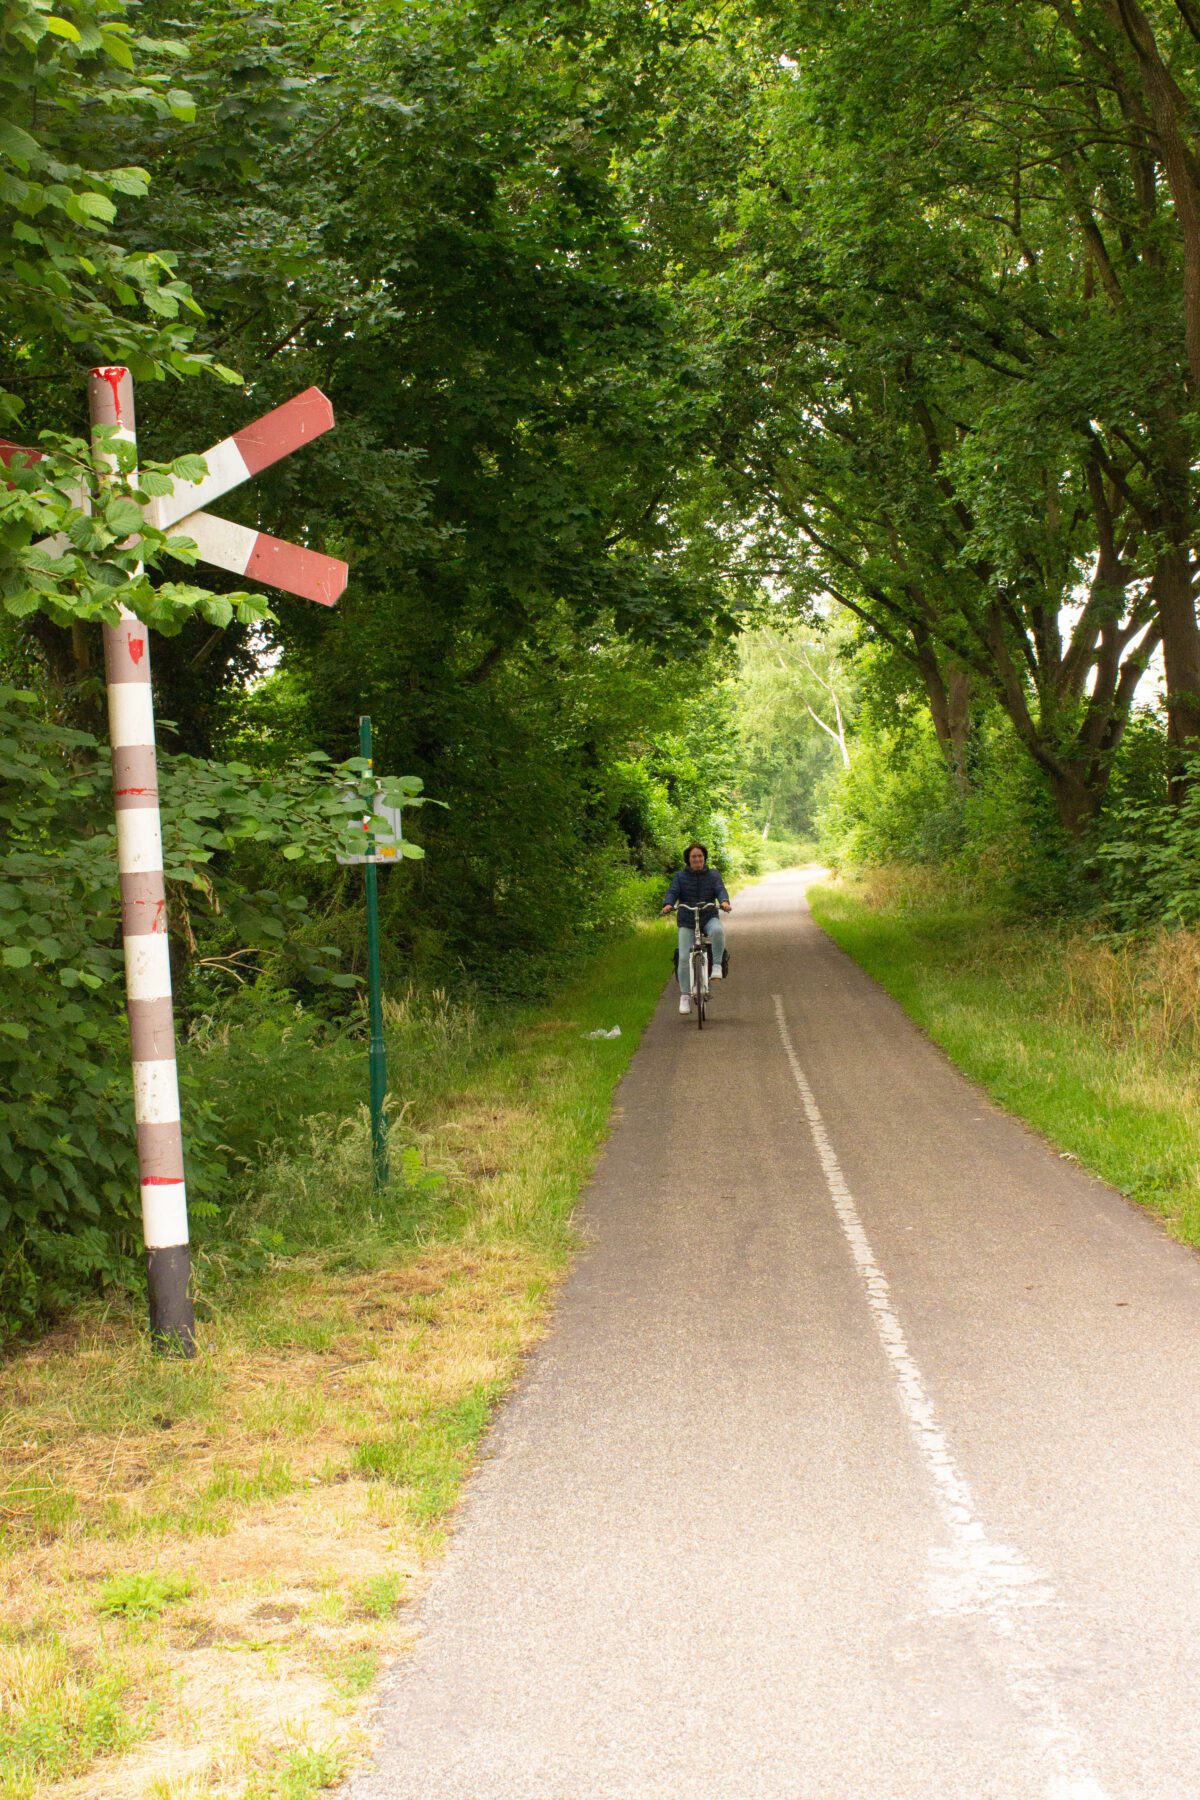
[1090,748,1200,930]
[817,707,1098,917]
[817,717,964,869]
[0,688,420,1339]
[0,691,143,1331]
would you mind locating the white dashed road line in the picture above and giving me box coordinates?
[772,994,1110,1800]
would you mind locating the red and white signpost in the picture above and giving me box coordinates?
[4,370,347,1354]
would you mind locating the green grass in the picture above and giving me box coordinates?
[0,1646,140,1799]
[0,915,673,1796]
[192,920,674,1288]
[96,1571,193,1620]
[349,1574,404,1620]
[238,1745,346,1800]
[809,877,1200,1244]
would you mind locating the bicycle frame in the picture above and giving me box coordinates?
[674,899,715,1030]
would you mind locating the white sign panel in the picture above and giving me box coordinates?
[337,795,405,865]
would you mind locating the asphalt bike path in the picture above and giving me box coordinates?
[347,870,1200,1799]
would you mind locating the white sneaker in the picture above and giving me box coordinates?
[679,995,692,1014]
[710,964,722,979]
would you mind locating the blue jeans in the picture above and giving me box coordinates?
[678,915,725,983]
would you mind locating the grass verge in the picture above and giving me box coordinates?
[809,871,1200,1246]
[0,922,672,1800]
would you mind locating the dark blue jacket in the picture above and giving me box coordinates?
[663,866,729,926]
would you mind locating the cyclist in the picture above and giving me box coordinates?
[661,841,731,1014]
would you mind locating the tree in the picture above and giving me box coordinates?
[603,0,1200,830]
[735,620,856,839]
[744,0,1200,803]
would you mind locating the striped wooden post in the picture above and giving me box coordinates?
[90,366,195,1356]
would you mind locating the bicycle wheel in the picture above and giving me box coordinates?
[692,948,706,1029]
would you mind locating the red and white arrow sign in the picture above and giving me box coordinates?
[145,388,336,531]
[3,386,347,608]
[178,511,345,607]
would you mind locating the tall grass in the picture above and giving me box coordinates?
[1056,928,1200,1059]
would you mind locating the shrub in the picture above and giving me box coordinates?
[0,688,420,1339]
[1091,750,1200,930]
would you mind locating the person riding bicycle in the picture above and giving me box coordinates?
[661,842,731,1015]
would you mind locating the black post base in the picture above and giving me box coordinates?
[146,1245,196,1357]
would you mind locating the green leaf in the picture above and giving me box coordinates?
[0,122,39,169]
[72,191,117,225]
[2,947,33,969]
[3,592,44,620]
[45,16,83,41]
[103,496,144,536]
[0,172,30,209]
[170,454,207,484]
[105,167,151,198]
[100,30,135,68]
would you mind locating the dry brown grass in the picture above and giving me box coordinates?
[851,867,1200,1061]
[0,1243,555,1800]
[1058,926,1200,1058]
[2,1245,542,1527]
[852,862,981,914]
[50,1484,414,1800]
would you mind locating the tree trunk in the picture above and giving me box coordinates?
[1106,0,1200,388]
[1153,544,1200,794]
[22,616,105,730]
[918,640,972,794]
[1047,764,1105,839]
[945,664,972,793]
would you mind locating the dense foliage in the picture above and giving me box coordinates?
[0,680,436,1329]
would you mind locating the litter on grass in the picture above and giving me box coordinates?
[582,1026,622,1039]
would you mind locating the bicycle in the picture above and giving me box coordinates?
[672,899,729,1030]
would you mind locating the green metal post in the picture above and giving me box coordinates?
[360,715,389,1189]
